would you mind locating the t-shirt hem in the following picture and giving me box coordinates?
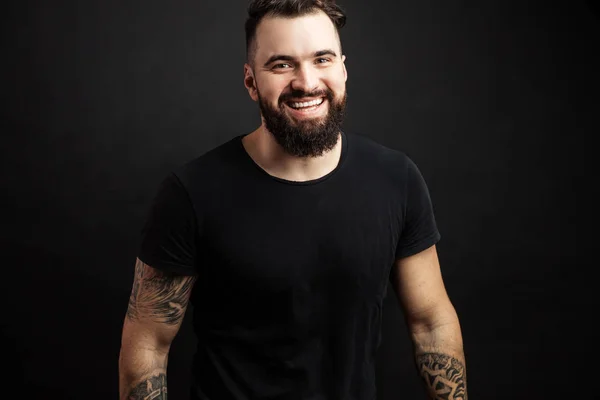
[395,231,441,260]
[137,254,198,276]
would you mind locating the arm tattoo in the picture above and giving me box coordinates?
[127,373,167,400]
[417,353,467,400]
[127,258,197,325]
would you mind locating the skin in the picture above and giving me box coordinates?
[242,10,348,182]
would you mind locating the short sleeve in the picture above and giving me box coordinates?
[395,157,441,259]
[138,173,198,275]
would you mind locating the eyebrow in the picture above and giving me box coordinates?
[263,49,338,67]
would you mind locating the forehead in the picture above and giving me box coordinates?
[254,11,340,60]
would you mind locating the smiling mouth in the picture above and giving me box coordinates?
[284,97,326,114]
[286,97,325,109]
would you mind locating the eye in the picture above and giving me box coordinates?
[316,57,331,64]
[273,63,292,69]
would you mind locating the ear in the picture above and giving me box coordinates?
[244,63,259,102]
[341,55,348,82]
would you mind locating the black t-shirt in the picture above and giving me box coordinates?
[138,131,440,400]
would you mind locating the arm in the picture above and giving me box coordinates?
[119,257,197,400]
[390,245,467,400]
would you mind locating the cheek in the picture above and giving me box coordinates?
[257,77,288,103]
[325,69,346,92]
[327,77,346,97]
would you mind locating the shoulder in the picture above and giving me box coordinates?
[346,132,414,176]
[169,135,244,189]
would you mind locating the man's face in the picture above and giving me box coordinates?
[244,11,348,158]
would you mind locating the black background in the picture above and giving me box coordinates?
[1,0,597,398]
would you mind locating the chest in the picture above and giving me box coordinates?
[199,184,403,301]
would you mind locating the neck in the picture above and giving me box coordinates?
[242,125,342,182]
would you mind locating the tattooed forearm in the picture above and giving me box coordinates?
[417,353,467,400]
[127,258,197,325]
[127,373,167,400]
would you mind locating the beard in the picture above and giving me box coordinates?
[257,87,347,158]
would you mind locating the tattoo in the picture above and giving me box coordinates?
[127,258,197,325]
[417,353,467,400]
[127,373,167,399]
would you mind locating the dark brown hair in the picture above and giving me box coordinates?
[245,0,347,65]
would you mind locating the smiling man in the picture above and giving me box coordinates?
[119,1,468,400]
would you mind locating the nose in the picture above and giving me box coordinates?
[290,65,320,94]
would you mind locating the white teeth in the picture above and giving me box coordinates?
[289,98,324,109]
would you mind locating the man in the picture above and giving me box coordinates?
[119,0,468,399]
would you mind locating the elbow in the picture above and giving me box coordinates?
[406,304,464,354]
[120,318,175,356]
[119,335,170,381]
[406,302,460,335]
[120,336,171,357]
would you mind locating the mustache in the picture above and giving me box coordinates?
[279,89,334,103]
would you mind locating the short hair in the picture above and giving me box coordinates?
[245,0,347,66]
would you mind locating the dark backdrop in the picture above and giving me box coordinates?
[1,0,597,399]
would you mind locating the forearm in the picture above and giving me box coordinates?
[118,346,169,400]
[411,319,468,400]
